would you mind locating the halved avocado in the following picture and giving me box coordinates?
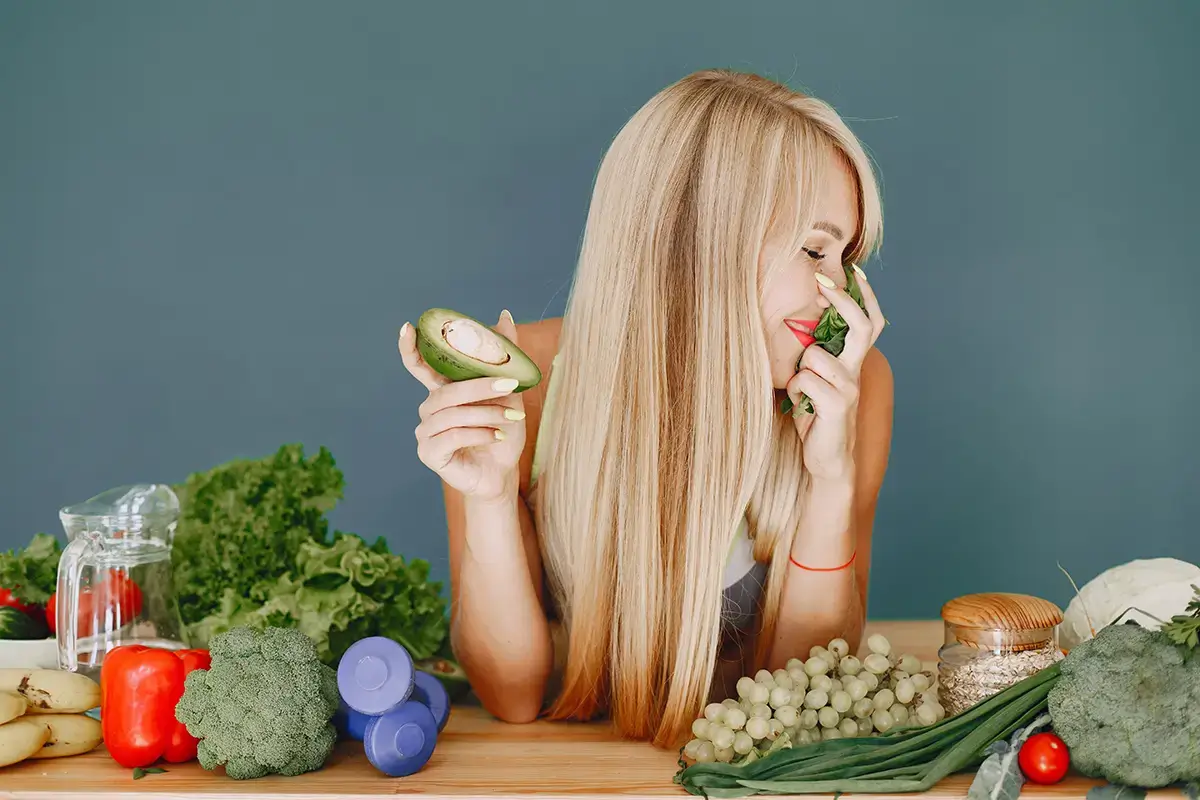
[415,656,473,702]
[415,308,541,391]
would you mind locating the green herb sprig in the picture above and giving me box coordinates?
[1161,584,1200,650]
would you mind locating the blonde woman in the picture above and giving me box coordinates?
[398,69,893,749]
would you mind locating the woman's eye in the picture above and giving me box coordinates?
[801,246,825,263]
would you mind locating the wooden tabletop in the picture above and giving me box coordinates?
[0,621,1174,800]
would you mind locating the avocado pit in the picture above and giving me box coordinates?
[441,319,510,366]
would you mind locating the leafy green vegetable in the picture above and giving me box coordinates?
[781,264,870,416]
[171,444,449,667]
[175,625,340,780]
[966,713,1050,800]
[171,444,345,626]
[1161,584,1200,650]
[132,766,167,779]
[188,533,448,665]
[0,533,63,605]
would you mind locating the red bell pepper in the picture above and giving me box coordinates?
[100,645,211,768]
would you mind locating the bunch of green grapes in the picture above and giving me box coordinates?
[683,634,946,765]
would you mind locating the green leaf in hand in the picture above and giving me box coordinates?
[781,263,870,416]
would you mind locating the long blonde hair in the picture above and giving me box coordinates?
[532,69,883,748]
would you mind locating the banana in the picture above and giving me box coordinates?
[0,691,26,725]
[0,669,100,714]
[26,713,103,759]
[0,718,51,768]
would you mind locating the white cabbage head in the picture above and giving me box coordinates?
[1060,557,1200,651]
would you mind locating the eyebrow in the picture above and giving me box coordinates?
[812,221,845,241]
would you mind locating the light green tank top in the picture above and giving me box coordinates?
[530,355,765,632]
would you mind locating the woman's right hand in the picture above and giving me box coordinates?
[398,310,528,502]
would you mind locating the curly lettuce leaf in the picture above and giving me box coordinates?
[171,444,345,625]
[186,532,447,665]
[0,533,64,604]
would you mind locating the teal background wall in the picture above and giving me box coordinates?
[2,1,1197,618]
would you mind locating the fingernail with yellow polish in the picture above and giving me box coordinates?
[493,378,519,392]
[494,429,506,441]
[501,309,514,325]
[504,408,526,421]
[815,273,836,289]
[851,263,867,281]
[400,322,411,337]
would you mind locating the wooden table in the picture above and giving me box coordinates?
[0,622,1172,800]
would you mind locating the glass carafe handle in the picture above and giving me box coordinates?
[55,532,98,673]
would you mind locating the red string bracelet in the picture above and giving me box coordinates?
[790,550,857,572]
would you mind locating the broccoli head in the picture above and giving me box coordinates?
[175,625,341,779]
[1047,621,1200,788]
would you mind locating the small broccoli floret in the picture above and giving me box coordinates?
[1048,621,1200,788]
[175,626,341,780]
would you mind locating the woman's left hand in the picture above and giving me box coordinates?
[787,268,886,481]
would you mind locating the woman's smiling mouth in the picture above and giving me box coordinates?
[784,318,820,347]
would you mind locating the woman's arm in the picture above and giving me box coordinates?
[765,347,894,668]
[444,480,552,723]
[442,318,563,723]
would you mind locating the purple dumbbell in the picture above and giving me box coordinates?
[335,636,448,775]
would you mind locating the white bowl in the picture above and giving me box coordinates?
[0,638,59,670]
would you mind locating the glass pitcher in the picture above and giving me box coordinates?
[56,483,189,676]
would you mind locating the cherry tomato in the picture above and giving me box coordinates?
[1019,732,1070,784]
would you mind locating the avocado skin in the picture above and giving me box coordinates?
[415,307,542,391]
[415,657,473,702]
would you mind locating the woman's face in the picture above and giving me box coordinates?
[759,157,860,390]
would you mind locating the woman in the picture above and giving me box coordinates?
[398,68,893,749]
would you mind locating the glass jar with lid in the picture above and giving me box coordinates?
[937,592,1064,717]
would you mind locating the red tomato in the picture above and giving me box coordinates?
[0,587,38,616]
[46,571,144,637]
[1019,732,1070,784]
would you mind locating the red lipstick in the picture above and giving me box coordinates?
[784,319,820,347]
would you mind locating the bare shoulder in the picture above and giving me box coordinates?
[513,317,563,492]
[514,317,563,371]
[513,317,563,408]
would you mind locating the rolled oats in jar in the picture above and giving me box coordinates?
[937,592,1064,716]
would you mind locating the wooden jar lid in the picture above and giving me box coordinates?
[941,593,1064,649]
